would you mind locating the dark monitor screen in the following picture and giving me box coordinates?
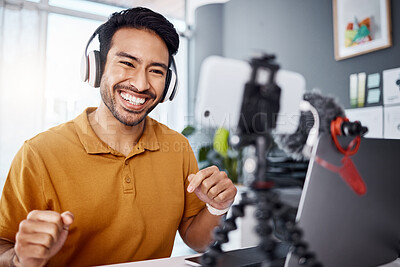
[285,134,400,267]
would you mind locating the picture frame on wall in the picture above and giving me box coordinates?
[333,0,392,61]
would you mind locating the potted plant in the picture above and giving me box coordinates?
[182,126,242,184]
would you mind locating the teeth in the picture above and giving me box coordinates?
[120,92,146,105]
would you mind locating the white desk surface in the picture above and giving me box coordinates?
[99,254,199,267]
[100,255,400,267]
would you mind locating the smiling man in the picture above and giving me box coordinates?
[0,7,237,267]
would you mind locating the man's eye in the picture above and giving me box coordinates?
[120,61,134,67]
[151,69,164,75]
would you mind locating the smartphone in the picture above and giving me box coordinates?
[195,56,306,135]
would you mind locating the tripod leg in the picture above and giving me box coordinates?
[201,191,254,266]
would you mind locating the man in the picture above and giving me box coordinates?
[0,7,237,266]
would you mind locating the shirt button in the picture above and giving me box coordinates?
[125,177,131,183]
[125,161,129,165]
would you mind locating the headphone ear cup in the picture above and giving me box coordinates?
[168,70,178,101]
[162,69,172,102]
[80,53,89,82]
[87,50,101,88]
[161,68,178,103]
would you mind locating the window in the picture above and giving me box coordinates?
[44,13,102,128]
[49,0,124,17]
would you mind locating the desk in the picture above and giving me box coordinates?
[102,255,400,267]
[99,254,198,267]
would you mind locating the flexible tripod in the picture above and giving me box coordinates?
[201,55,322,267]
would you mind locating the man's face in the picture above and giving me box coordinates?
[99,27,170,126]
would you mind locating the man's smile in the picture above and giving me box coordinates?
[113,83,157,114]
[120,91,146,106]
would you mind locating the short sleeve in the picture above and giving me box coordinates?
[0,142,48,242]
[182,144,206,218]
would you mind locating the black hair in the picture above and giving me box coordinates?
[97,7,179,71]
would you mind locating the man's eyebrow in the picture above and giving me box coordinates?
[116,52,168,70]
[116,52,141,63]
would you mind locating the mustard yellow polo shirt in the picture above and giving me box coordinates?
[0,107,205,266]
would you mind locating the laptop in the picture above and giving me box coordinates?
[185,246,266,267]
[285,134,400,267]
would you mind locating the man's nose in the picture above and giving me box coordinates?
[128,70,150,92]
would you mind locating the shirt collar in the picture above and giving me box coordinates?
[74,107,160,155]
[139,117,160,152]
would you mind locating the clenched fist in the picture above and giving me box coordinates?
[13,210,74,267]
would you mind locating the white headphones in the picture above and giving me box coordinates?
[80,28,179,103]
[299,100,320,158]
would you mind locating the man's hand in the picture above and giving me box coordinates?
[14,210,74,267]
[187,166,237,210]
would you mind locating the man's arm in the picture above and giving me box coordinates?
[178,207,224,252]
[179,166,237,252]
[0,238,17,266]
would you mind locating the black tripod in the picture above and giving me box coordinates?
[201,55,322,267]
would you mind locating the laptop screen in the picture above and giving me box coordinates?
[285,134,400,267]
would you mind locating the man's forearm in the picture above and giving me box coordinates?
[0,238,17,266]
[180,207,224,252]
